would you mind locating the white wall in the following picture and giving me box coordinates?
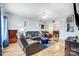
[25,18,40,31]
[5,13,41,31]
[59,17,79,40]
[5,14,25,30]
[45,16,79,40]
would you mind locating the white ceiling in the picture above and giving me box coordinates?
[3,3,74,20]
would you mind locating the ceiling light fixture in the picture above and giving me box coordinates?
[42,11,51,19]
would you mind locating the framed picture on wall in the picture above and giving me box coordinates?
[67,15,74,32]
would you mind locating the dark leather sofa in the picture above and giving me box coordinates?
[17,31,41,56]
[25,31,41,41]
[17,31,51,56]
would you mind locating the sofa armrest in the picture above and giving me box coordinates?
[23,42,40,56]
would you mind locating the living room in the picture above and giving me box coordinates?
[0,3,79,56]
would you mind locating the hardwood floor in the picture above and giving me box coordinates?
[3,40,65,56]
[33,40,65,56]
[3,43,25,56]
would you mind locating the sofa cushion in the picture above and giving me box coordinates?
[26,39,38,45]
[25,31,41,37]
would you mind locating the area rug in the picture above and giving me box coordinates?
[40,40,55,51]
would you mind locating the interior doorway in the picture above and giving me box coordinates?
[48,21,60,41]
[52,21,60,42]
